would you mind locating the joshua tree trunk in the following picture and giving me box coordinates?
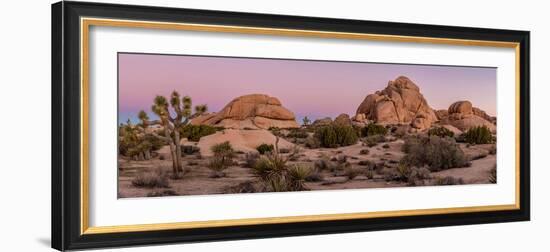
[174,130,184,173]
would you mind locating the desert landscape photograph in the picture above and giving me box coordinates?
[117,53,497,198]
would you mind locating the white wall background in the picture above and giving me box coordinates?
[0,0,545,251]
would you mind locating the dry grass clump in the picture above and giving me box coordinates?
[433,176,464,185]
[132,169,170,188]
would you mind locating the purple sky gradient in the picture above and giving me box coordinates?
[118,53,496,124]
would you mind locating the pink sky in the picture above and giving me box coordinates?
[118,53,496,124]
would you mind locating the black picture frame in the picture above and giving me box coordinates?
[52,1,530,251]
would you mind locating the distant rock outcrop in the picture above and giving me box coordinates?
[334,113,352,126]
[440,101,496,133]
[190,94,299,130]
[355,76,437,130]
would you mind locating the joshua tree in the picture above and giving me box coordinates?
[119,119,153,161]
[302,116,311,126]
[137,91,207,178]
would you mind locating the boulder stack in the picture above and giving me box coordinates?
[355,76,437,130]
[190,94,299,130]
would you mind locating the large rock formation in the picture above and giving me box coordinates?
[440,101,496,132]
[190,94,299,130]
[355,76,437,130]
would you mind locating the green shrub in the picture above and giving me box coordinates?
[363,135,386,147]
[314,124,358,148]
[179,124,220,142]
[287,129,309,139]
[462,126,493,144]
[132,170,169,188]
[401,135,468,171]
[362,123,388,137]
[208,141,235,176]
[428,126,454,138]
[256,143,274,154]
[305,136,321,149]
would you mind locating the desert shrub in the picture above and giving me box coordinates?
[382,143,390,149]
[279,148,290,154]
[256,143,274,154]
[362,123,388,137]
[363,135,386,147]
[434,176,464,185]
[147,189,177,197]
[462,126,493,144]
[305,168,324,182]
[253,153,288,180]
[287,128,309,139]
[132,170,169,188]
[359,149,370,155]
[181,145,200,155]
[208,141,235,177]
[344,166,361,179]
[254,151,312,192]
[314,124,358,148]
[314,158,333,171]
[401,135,468,171]
[428,126,454,138]
[357,160,375,169]
[158,155,165,160]
[489,165,497,183]
[244,152,260,168]
[179,124,220,142]
[489,145,497,155]
[287,164,313,190]
[365,170,374,179]
[226,181,258,194]
[305,136,321,149]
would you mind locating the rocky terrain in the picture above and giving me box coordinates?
[118,76,497,198]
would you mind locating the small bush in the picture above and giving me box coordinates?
[344,166,361,179]
[305,168,324,182]
[428,126,455,138]
[244,152,260,168]
[362,123,388,137]
[147,189,177,197]
[256,143,274,154]
[208,141,235,176]
[226,181,258,194]
[314,158,333,171]
[462,126,493,144]
[287,129,309,139]
[305,136,321,149]
[363,135,386,147]
[489,165,497,183]
[401,135,468,171]
[359,149,370,155]
[181,145,200,155]
[489,145,497,155]
[132,170,169,188]
[179,124,220,142]
[382,143,390,149]
[434,176,464,185]
[314,124,358,148]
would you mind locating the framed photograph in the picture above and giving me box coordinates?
[52,1,530,250]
